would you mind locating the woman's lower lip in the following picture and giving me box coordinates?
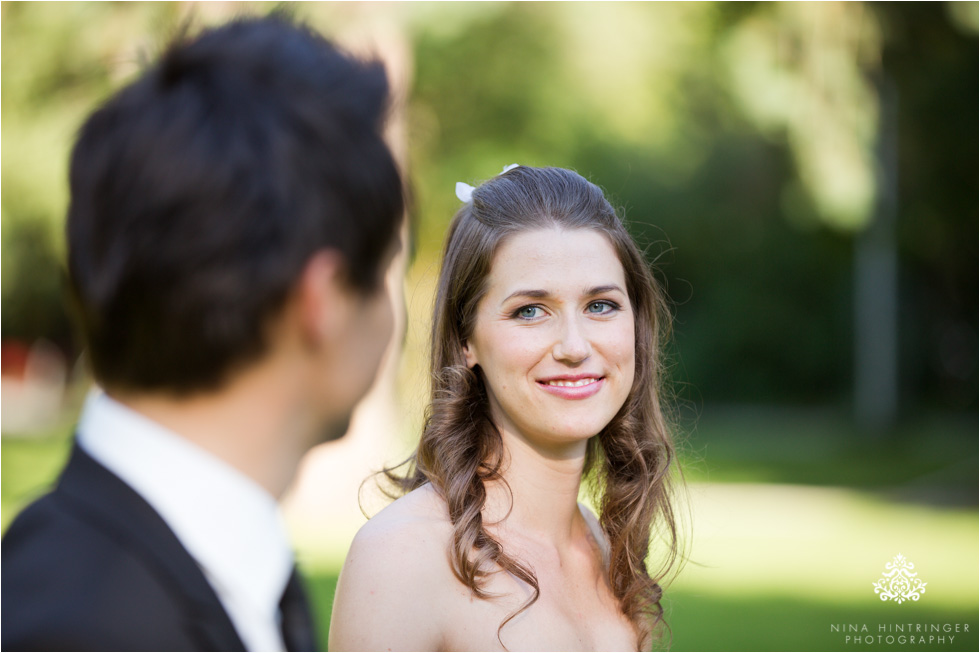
[537,378,604,399]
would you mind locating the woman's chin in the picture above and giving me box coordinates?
[528,419,616,449]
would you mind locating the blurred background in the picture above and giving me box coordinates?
[2,2,976,650]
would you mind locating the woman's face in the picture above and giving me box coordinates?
[463,227,635,453]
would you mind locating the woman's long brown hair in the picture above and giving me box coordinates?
[386,166,680,649]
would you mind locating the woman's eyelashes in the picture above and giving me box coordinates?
[512,304,545,320]
[509,300,621,321]
[586,300,620,315]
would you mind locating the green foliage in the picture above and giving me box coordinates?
[2,2,975,408]
[395,1,977,409]
[1,217,74,350]
[0,2,183,348]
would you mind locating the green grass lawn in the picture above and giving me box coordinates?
[4,409,976,651]
[301,570,978,652]
[663,590,978,652]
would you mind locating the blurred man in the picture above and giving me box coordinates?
[2,15,404,651]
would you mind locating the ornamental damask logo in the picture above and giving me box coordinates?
[873,554,927,604]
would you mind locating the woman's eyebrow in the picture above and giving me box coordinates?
[502,285,626,304]
[585,284,627,296]
[503,289,551,303]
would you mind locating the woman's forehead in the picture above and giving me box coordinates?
[484,228,626,300]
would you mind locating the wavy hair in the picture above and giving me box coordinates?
[388,166,679,648]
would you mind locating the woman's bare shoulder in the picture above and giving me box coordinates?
[345,483,454,581]
[329,484,453,650]
[361,482,452,535]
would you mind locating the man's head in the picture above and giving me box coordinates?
[66,16,404,404]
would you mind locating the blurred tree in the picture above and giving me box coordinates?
[405,2,859,406]
[2,1,975,423]
[2,2,183,357]
[404,1,976,418]
[874,2,978,412]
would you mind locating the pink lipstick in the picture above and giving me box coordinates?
[536,374,605,400]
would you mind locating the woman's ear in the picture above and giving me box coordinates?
[462,339,478,369]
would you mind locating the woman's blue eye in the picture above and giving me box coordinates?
[516,306,541,319]
[588,301,615,314]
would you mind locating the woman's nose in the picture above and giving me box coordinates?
[552,316,591,363]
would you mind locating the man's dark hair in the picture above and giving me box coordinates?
[66,15,404,393]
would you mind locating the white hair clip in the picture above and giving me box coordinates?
[455,164,521,203]
[455,181,475,203]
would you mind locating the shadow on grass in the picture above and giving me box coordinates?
[680,408,977,506]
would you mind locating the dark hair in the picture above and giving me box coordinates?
[66,15,404,393]
[389,166,679,648]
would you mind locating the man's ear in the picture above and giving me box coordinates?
[296,250,349,346]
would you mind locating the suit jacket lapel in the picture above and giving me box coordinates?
[57,442,247,651]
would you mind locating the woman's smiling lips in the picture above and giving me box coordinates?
[536,373,605,399]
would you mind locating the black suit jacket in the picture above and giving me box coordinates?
[2,443,247,651]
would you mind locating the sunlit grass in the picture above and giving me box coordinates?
[674,483,977,607]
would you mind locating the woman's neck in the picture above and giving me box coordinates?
[483,428,589,547]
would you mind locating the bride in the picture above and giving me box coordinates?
[330,165,681,651]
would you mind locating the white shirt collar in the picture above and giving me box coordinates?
[77,390,293,651]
